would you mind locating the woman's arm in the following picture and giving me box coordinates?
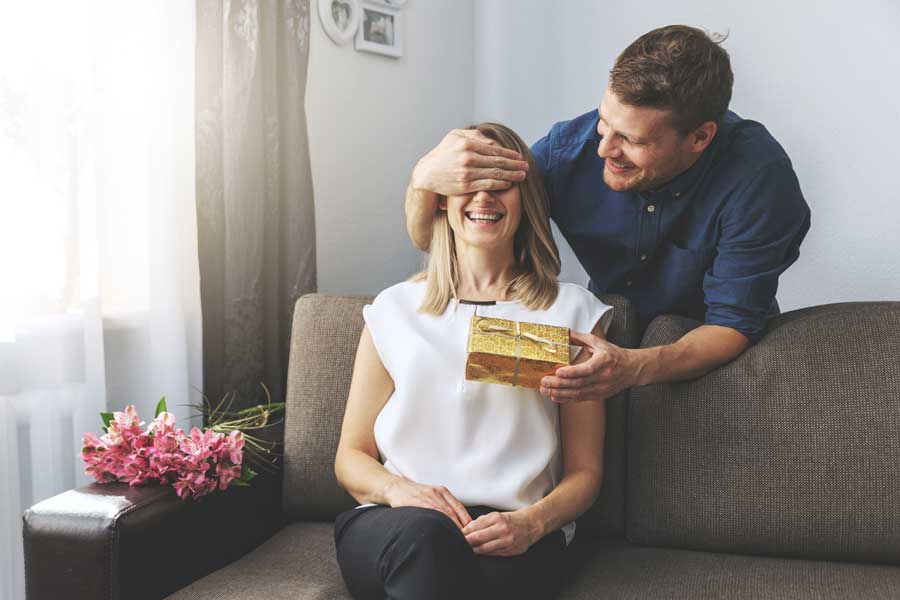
[334,325,400,504]
[463,319,607,555]
[334,325,472,528]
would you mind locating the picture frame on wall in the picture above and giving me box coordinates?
[318,0,360,45]
[355,1,403,58]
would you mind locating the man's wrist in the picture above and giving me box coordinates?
[409,160,432,193]
[629,346,663,387]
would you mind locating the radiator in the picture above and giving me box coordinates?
[1,385,99,600]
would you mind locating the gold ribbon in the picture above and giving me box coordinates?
[473,317,569,387]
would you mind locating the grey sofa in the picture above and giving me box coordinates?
[23,293,900,599]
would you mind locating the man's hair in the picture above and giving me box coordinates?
[609,25,733,135]
[410,122,561,315]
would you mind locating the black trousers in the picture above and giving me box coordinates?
[334,504,567,600]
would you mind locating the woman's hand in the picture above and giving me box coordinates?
[462,509,541,556]
[383,478,473,530]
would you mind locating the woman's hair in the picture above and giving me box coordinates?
[410,122,561,315]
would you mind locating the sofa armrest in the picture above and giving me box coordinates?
[23,472,287,600]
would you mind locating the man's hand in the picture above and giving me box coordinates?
[540,324,751,402]
[383,478,473,530]
[462,510,541,556]
[540,330,641,403]
[410,129,529,197]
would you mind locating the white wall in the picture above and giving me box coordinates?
[309,1,899,308]
[307,0,474,295]
[474,0,900,309]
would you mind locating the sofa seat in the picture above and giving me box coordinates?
[559,539,900,600]
[164,522,900,600]
[165,522,351,600]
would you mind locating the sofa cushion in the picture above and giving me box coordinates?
[282,292,637,539]
[164,522,351,600]
[559,538,900,599]
[163,525,900,600]
[627,302,900,564]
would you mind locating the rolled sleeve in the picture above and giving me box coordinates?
[703,160,811,343]
[530,130,552,178]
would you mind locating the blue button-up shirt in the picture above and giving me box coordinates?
[531,109,811,344]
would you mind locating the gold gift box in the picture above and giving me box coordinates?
[465,315,571,389]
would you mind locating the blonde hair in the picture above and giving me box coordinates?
[410,122,561,314]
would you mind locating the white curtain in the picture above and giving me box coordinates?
[0,3,201,600]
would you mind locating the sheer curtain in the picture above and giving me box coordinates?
[195,0,316,431]
[0,3,201,600]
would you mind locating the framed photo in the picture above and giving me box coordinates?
[318,0,360,45]
[355,1,403,58]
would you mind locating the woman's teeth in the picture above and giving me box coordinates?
[466,213,503,222]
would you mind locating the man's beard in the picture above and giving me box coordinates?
[603,159,680,193]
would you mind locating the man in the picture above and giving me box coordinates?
[404,25,811,403]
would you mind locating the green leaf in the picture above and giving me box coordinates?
[234,402,286,417]
[240,464,258,483]
[230,479,250,487]
[155,396,168,418]
[100,412,114,430]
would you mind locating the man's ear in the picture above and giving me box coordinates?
[689,121,717,153]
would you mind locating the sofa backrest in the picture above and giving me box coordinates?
[283,294,371,521]
[626,302,900,565]
[282,292,637,540]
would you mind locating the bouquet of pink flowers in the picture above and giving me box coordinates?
[81,388,283,500]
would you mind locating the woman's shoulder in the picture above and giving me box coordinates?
[371,279,427,307]
[554,282,602,305]
[549,282,613,319]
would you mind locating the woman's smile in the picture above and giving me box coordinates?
[465,210,505,227]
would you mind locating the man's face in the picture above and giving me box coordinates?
[596,87,696,192]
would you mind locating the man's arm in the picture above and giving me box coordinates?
[539,324,748,403]
[630,324,749,385]
[405,129,529,252]
[405,183,439,252]
[541,160,810,402]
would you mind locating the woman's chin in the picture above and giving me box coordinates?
[455,232,511,250]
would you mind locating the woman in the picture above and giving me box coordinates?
[333,122,612,600]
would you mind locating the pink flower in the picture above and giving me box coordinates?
[216,462,242,490]
[82,404,255,499]
[227,430,244,465]
[106,405,144,446]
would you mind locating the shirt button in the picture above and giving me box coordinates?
[647,204,656,213]
[625,280,633,287]
[640,254,647,261]
[675,192,682,198]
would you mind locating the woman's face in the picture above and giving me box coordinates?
[439,186,522,251]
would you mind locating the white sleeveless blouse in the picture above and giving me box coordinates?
[361,280,613,545]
